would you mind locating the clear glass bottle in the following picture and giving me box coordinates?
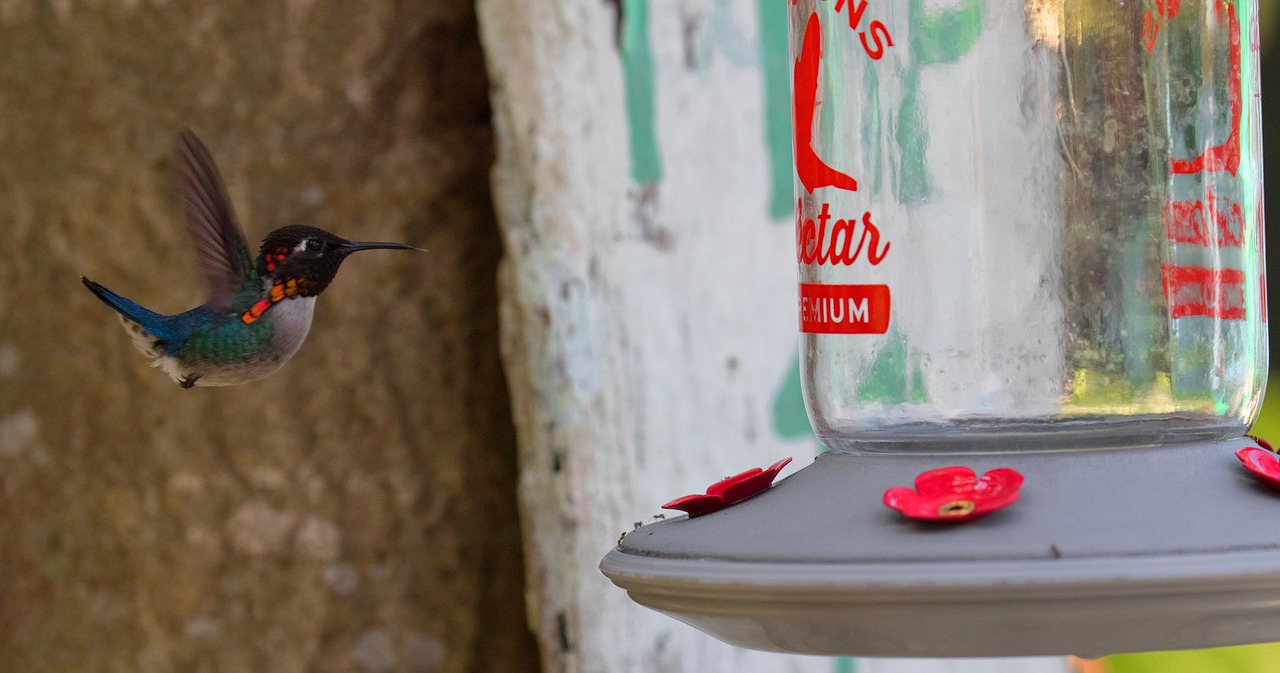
[791,0,1267,451]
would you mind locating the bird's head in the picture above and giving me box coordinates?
[255,224,417,297]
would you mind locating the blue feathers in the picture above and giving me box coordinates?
[81,277,176,343]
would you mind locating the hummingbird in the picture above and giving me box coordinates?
[82,129,419,388]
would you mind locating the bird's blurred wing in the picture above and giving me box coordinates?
[176,128,256,309]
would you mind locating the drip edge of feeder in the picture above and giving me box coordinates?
[601,544,1280,658]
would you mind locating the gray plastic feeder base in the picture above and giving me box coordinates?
[600,437,1280,657]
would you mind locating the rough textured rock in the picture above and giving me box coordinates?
[0,2,537,672]
[478,1,823,671]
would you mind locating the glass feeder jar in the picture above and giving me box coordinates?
[603,1,1280,659]
[792,0,1268,451]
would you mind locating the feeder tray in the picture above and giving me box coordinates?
[601,437,1280,657]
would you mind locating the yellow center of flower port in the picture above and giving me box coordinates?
[938,500,977,517]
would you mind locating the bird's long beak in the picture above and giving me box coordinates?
[340,241,424,254]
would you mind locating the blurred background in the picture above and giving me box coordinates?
[0,3,537,672]
[0,1,1278,673]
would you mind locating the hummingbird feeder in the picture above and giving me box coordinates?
[601,0,1276,658]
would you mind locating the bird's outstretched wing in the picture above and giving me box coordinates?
[176,128,256,309]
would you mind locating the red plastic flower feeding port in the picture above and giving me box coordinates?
[1237,440,1280,492]
[1248,434,1275,453]
[883,466,1024,522]
[662,457,793,518]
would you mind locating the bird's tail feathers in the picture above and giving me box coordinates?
[81,277,173,344]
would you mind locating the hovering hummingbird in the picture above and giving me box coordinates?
[82,129,419,388]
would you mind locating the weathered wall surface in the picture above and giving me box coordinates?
[479,1,825,672]
[0,3,537,672]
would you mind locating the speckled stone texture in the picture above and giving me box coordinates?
[0,2,537,672]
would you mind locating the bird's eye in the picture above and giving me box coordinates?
[304,239,322,252]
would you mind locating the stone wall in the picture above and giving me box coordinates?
[0,3,537,672]
[479,1,824,671]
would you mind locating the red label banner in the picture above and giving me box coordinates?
[1161,265,1247,320]
[799,283,891,334]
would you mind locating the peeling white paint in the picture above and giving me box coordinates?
[351,627,398,673]
[295,515,341,561]
[225,500,297,556]
[0,343,20,378]
[324,563,360,596]
[183,616,222,641]
[404,633,446,672]
[0,409,38,456]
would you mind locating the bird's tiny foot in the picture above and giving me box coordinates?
[179,374,201,389]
